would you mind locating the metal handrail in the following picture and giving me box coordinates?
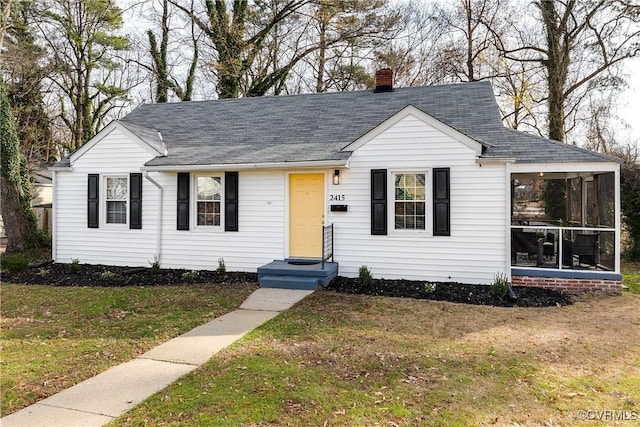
[322,224,334,269]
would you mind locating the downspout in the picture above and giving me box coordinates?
[51,170,56,261]
[505,162,512,282]
[144,172,163,264]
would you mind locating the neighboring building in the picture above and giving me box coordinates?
[50,70,622,293]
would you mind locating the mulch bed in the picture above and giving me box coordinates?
[4,263,572,307]
[325,276,573,307]
[3,263,257,287]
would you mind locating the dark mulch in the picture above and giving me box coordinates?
[3,262,257,287]
[4,263,572,307]
[325,276,573,307]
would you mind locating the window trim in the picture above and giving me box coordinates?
[389,170,432,236]
[103,175,129,227]
[192,173,224,230]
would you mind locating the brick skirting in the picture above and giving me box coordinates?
[512,275,622,294]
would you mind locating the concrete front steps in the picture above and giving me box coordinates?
[257,259,338,290]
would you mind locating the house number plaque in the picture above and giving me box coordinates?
[329,194,345,201]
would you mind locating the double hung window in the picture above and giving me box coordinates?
[196,176,222,226]
[106,177,127,224]
[394,173,426,230]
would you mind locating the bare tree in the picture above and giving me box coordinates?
[0,0,13,54]
[172,0,399,98]
[37,0,130,150]
[146,0,199,102]
[501,0,640,142]
[307,0,398,93]
[437,0,508,82]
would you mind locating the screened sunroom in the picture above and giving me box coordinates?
[509,162,620,276]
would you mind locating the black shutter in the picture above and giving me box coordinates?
[433,167,450,236]
[225,171,239,231]
[129,173,142,229]
[88,174,99,228]
[177,172,190,230]
[371,169,387,235]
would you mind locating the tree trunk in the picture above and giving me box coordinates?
[0,76,39,252]
[0,175,34,252]
[540,0,570,142]
[315,4,328,93]
[465,0,475,81]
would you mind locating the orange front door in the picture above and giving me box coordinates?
[289,173,324,258]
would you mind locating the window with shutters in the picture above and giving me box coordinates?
[105,176,128,225]
[195,175,222,226]
[394,172,426,230]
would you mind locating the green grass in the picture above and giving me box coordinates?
[622,260,640,293]
[113,291,640,426]
[1,283,257,415]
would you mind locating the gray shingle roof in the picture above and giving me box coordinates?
[118,121,166,155]
[112,81,618,166]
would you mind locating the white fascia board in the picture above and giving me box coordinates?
[476,157,516,165]
[341,105,484,156]
[69,121,163,165]
[141,159,350,172]
[48,166,72,172]
[510,162,620,174]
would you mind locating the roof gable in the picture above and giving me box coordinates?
[68,121,165,166]
[343,105,483,156]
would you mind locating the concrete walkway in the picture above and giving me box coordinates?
[1,288,313,427]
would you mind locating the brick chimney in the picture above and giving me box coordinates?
[374,68,393,93]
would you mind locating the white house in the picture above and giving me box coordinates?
[50,71,623,293]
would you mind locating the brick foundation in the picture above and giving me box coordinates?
[512,275,622,294]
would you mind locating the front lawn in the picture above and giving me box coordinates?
[114,290,640,426]
[0,283,257,415]
[622,261,640,293]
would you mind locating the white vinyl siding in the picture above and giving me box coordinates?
[158,170,286,271]
[54,127,159,266]
[326,113,507,284]
[53,112,508,284]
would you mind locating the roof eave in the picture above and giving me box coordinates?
[476,157,516,165]
[142,159,350,172]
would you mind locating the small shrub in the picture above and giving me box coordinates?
[423,282,437,293]
[67,258,81,274]
[101,270,115,278]
[490,272,510,300]
[358,265,373,287]
[216,257,226,275]
[38,268,49,277]
[1,253,29,272]
[149,255,161,275]
[183,270,199,279]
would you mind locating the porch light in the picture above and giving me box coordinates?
[539,172,545,177]
[333,169,341,185]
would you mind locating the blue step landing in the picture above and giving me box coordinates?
[257,259,339,290]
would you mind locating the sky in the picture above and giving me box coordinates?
[619,57,640,146]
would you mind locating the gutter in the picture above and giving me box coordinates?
[143,172,163,264]
[476,157,516,165]
[141,159,349,172]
